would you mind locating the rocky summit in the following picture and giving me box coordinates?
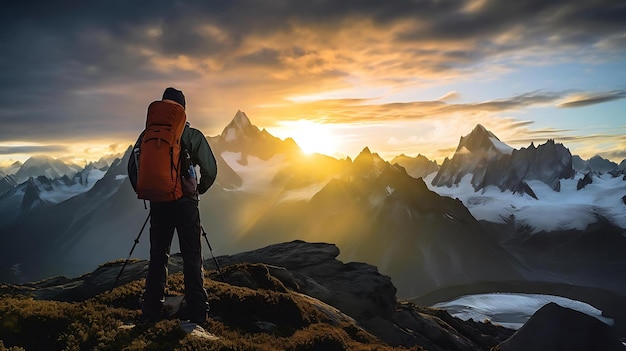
[0,240,518,350]
[2,240,619,350]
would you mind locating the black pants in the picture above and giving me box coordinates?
[142,198,208,321]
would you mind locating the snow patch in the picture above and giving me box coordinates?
[425,172,626,232]
[278,182,327,203]
[221,152,285,192]
[385,185,395,195]
[489,137,514,155]
[433,293,613,330]
[225,128,238,142]
[38,168,107,203]
[179,321,219,340]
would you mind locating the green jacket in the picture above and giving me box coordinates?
[127,123,218,198]
[180,124,218,195]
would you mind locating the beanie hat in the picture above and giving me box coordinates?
[162,87,186,109]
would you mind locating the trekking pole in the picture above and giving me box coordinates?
[113,213,150,288]
[201,225,225,282]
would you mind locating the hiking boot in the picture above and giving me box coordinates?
[179,301,209,324]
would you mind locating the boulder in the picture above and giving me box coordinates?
[494,302,623,351]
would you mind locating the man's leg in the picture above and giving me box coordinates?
[142,201,176,321]
[176,198,209,323]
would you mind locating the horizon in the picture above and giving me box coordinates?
[3,115,624,169]
[1,1,625,167]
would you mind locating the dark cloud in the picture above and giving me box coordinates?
[0,145,67,155]
[1,0,624,144]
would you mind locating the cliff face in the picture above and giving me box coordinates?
[432,124,575,199]
[479,139,575,197]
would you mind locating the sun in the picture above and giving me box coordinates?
[275,120,339,156]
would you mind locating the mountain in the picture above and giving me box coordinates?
[572,155,590,172]
[213,110,300,163]
[0,166,107,227]
[390,153,439,179]
[0,111,316,283]
[0,160,23,177]
[432,125,574,198]
[423,126,626,295]
[13,155,82,184]
[0,148,139,282]
[493,302,624,351]
[587,155,620,173]
[425,126,625,233]
[236,147,524,297]
[0,115,523,298]
[1,111,624,316]
[431,124,513,188]
[0,174,18,197]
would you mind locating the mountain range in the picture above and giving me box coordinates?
[1,111,625,323]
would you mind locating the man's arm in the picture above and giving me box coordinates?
[185,127,217,194]
[127,132,144,192]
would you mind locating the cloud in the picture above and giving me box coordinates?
[0,145,67,155]
[557,90,626,108]
[257,90,568,125]
[437,91,459,101]
[1,0,625,163]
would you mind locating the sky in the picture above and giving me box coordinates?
[1,0,625,167]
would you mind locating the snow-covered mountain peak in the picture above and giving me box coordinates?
[458,124,513,156]
[14,155,80,184]
[233,110,252,128]
[220,110,260,142]
[22,155,54,165]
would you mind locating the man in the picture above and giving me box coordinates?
[128,87,218,324]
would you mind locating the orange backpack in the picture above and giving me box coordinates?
[135,100,187,202]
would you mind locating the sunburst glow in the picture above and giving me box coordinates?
[272,120,339,156]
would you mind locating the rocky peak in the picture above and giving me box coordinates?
[14,155,79,184]
[433,124,575,197]
[21,177,46,211]
[0,174,18,196]
[432,124,512,188]
[588,155,619,173]
[494,302,624,351]
[457,124,513,156]
[214,110,300,161]
[353,147,389,179]
[220,110,260,142]
[232,110,252,129]
[390,153,439,179]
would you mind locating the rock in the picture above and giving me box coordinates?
[577,172,593,190]
[494,302,624,351]
[432,125,575,197]
[391,154,439,179]
[219,240,398,321]
[0,240,515,350]
[622,195,626,206]
[179,321,219,340]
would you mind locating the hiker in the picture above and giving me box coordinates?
[127,87,218,324]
